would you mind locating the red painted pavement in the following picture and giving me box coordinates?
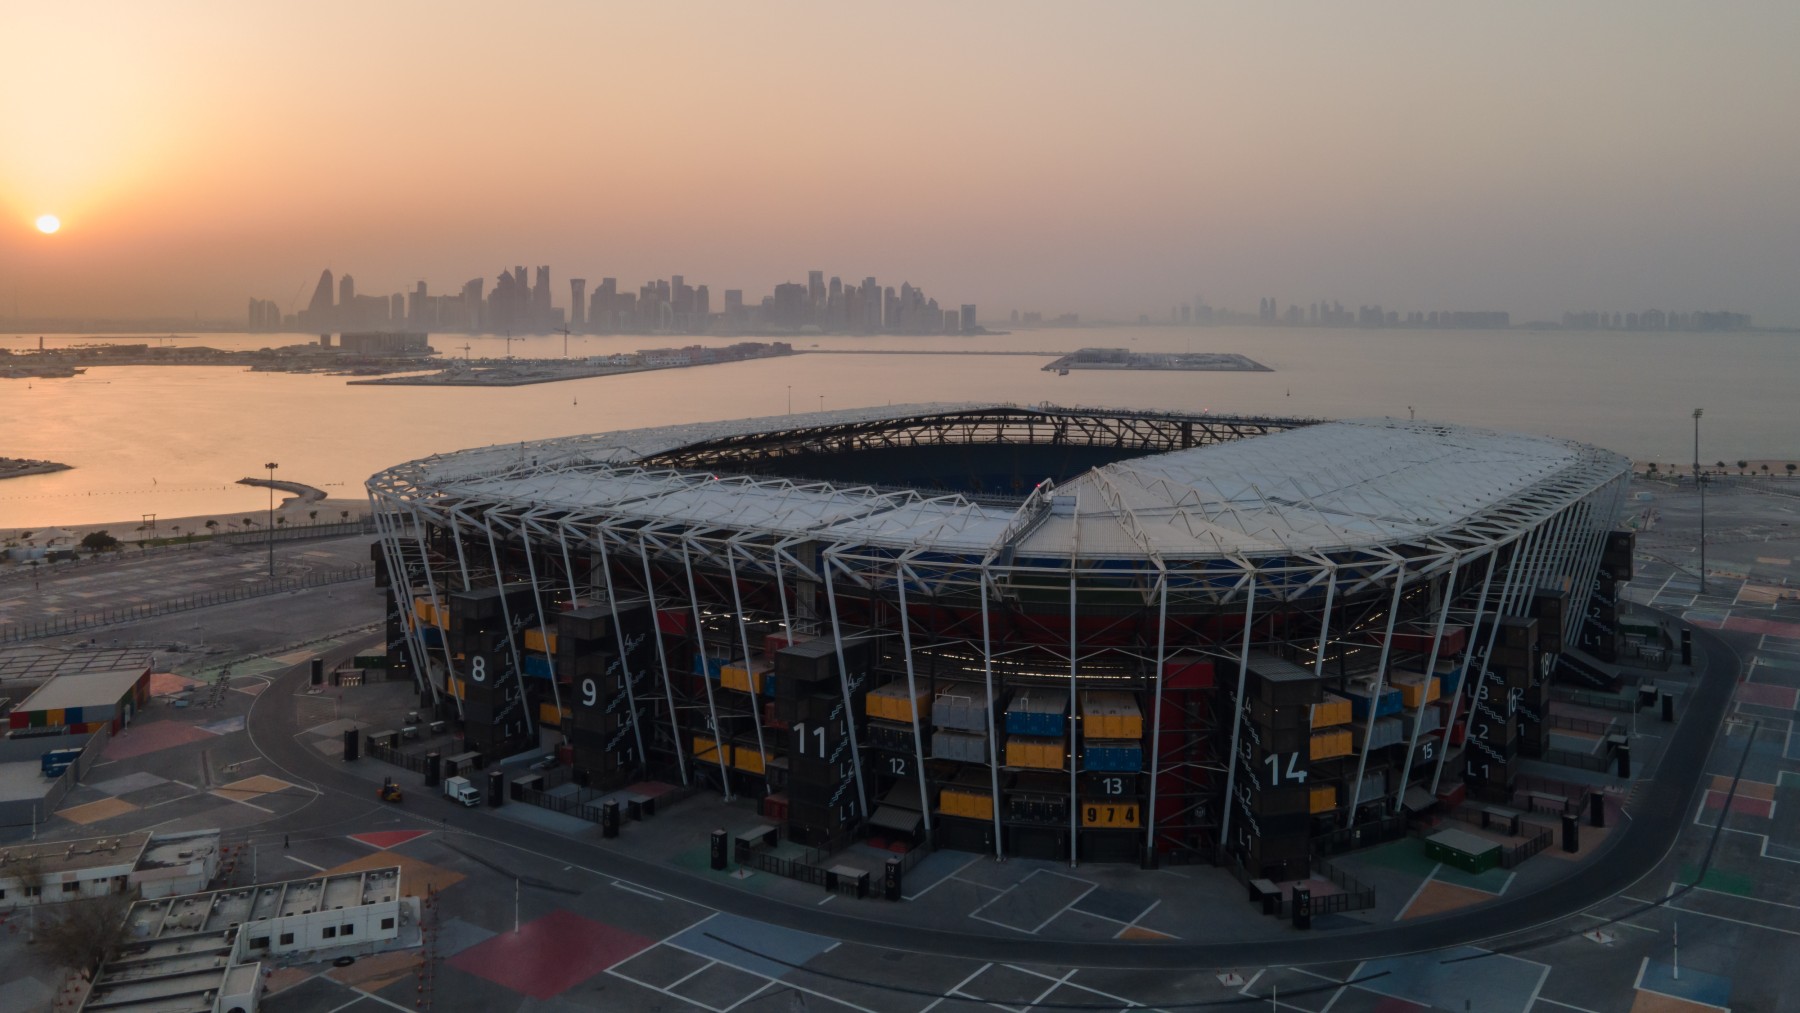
[1720,616,1800,639]
[101,720,216,760]
[448,909,652,999]
[1736,682,1799,710]
[349,830,430,849]
[1704,790,1774,818]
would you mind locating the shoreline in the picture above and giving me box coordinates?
[0,457,72,481]
[3,496,368,544]
[1631,458,1799,476]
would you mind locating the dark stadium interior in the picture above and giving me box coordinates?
[714,442,1155,496]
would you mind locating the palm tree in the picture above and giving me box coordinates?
[243,517,255,528]
[205,519,219,536]
[309,510,318,523]
[1788,464,1796,479]
[1738,460,1749,473]
[1761,464,1771,476]
[340,510,350,522]
[276,516,287,527]
[172,524,182,542]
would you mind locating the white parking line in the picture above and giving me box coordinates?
[922,963,993,1013]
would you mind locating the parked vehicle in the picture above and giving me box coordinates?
[377,777,403,803]
[441,775,481,807]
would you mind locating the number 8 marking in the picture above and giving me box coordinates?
[470,656,487,682]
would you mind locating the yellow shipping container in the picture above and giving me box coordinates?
[940,787,994,820]
[1079,691,1143,738]
[1309,784,1338,814]
[1006,735,1065,770]
[1311,693,1352,728]
[867,683,932,724]
[693,736,730,766]
[1309,728,1352,760]
[413,598,448,629]
[538,702,570,726]
[1390,673,1441,709]
[524,628,557,655]
[731,745,769,775]
[721,659,774,695]
[1079,799,1141,828]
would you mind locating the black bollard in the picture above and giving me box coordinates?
[1681,629,1693,666]
[1617,744,1631,779]
[1292,885,1312,930]
[1662,692,1675,723]
[602,800,621,839]
[884,857,903,901]
[1562,813,1580,853]
[342,728,359,761]
[310,658,324,685]
[424,751,441,788]
[487,769,505,807]
[710,829,728,870]
[1589,791,1606,828]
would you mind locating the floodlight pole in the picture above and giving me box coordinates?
[1692,409,1705,593]
[265,461,279,578]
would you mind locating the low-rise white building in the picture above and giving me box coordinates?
[0,830,221,911]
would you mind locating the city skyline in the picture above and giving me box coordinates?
[3,4,1798,325]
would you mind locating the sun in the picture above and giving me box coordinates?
[36,214,60,234]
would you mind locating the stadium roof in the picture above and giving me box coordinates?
[376,405,1628,561]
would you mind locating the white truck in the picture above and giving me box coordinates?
[441,775,481,807]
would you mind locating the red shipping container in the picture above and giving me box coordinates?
[1162,654,1215,689]
[657,609,690,635]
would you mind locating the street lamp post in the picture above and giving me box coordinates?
[264,461,279,579]
[1692,409,1705,593]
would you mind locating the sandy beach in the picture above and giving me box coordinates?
[4,495,367,544]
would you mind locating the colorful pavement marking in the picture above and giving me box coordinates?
[231,681,269,697]
[197,715,246,735]
[322,849,464,896]
[1354,946,1547,1013]
[1709,775,1777,801]
[87,772,167,797]
[350,829,431,850]
[671,912,836,980]
[1734,682,1799,709]
[100,720,216,761]
[325,948,418,993]
[1702,790,1774,819]
[212,774,297,803]
[1635,959,1732,1010]
[1115,925,1173,940]
[448,909,652,999]
[148,672,202,696]
[1399,880,1495,920]
[57,797,139,825]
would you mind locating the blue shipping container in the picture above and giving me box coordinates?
[1082,741,1143,772]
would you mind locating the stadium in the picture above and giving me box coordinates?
[367,403,1634,876]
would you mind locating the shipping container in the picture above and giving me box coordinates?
[931,729,989,764]
[1080,691,1143,738]
[1310,693,1352,728]
[1081,739,1143,772]
[1343,679,1402,720]
[933,682,1001,732]
[1309,783,1338,814]
[1162,654,1215,689]
[1006,735,1066,770]
[721,658,775,695]
[867,681,931,724]
[1247,654,1324,706]
[1309,728,1353,760]
[1388,671,1441,709]
[1005,691,1068,736]
[940,786,995,820]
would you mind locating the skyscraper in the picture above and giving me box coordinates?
[339,274,356,308]
[570,278,586,330]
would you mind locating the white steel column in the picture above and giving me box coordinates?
[370,499,439,709]
[516,520,565,717]
[894,563,934,836]
[1448,525,1538,792]
[636,531,689,786]
[480,512,536,740]
[1430,548,1502,794]
[821,552,872,823]
[1216,571,1257,852]
[979,569,1005,859]
[1396,555,1462,806]
[726,544,771,794]
[1141,576,1170,863]
[1309,567,1339,682]
[593,526,650,773]
[680,540,734,797]
[1347,564,1409,829]
[1067,570,1080,867]
[407,513,460,716]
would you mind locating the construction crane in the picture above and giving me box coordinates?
[457,342,472,361]
[555,325,572,359]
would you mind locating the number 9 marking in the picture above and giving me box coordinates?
[581,678,597,707]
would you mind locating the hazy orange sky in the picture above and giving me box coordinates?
[3,2,1797,324]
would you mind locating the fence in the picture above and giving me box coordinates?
[1311,812,1408,857]
[0,564,373,643]
[1540,746,1615,772]
[1553,687,1636,713]
[1548,713,1617,736]
[1442,808,1555,868]
[368,740,430,775]
[210,518,374,544]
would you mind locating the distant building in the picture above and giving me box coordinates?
[960,304,977,333]
[570,278,586,330]
[0,829,222,912]
[338,331,431,356]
